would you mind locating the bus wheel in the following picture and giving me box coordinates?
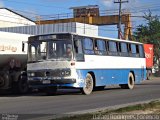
[80,73,93,95]
[120,73,135,89]
[45,86,58,95]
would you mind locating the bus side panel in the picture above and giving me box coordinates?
[75,55,146,87]
[76,69,144,87]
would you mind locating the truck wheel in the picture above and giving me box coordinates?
[45,86,58,95]
[120,73,135,89]
[0,76,5,87]
[17,76,29,94]
[80,73,93,95]
[0,73,10,89]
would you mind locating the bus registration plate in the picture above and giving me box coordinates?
[42,80,51,84]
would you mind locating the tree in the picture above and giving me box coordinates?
[134,12,160,72]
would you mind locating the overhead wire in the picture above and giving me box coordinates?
[0,0,159,33]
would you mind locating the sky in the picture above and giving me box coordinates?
[0,0,160,38]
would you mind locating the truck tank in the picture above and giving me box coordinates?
[0,31,31,93]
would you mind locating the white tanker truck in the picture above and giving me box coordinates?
[0,31,30,93]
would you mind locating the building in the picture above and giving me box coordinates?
[70,5,99,18]
[0,8,35,27]
[0,22,98,36]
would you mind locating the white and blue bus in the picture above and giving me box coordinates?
[27,33,146,95]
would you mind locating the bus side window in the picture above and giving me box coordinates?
[139,44,145,58]
[74,39,84,61]
[83,37,94,55]
[136,44,140,57]
[74,39,83,54]
[119,42,128,57]
[130,44,138,57]
[128,43,131,54]
[94,39,107,55]
[108,41,118,56]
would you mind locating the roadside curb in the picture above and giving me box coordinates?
[28,98,160,120]
[67,98,160,114]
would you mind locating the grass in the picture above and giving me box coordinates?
[54,100,160,120]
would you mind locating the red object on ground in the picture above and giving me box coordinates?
[144,44,154,68]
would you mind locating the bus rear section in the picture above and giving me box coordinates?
[27,33,146,95]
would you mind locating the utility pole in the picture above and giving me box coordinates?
[114,0,128,39]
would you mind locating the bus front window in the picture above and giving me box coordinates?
[48,40,73,60]
[28,41,47,62]
[28,39,73,62]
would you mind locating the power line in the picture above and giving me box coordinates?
[3,0,160,17]
[1,1,160,20]
[114,0,128,39]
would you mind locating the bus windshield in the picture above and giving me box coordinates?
[28,39,73,62]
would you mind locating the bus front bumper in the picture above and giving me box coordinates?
[28,77,76,86]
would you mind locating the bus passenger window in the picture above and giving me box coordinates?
[119,42,128,57]
[83,38,94,55]
[74,39,84,61]
[74,40,83,54]
[139,45,145,58]
[97,40,106,55]
[108,41,118,56]
[96,39,106,55]
[130,44,137,57]
[136,45,140,57]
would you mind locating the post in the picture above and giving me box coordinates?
[114,0,128,39]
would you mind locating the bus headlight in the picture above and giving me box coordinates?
[28,72,35,77]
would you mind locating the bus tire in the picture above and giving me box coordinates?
[80,73,93,95]
[120,73,135,89]
[45,86,58,95]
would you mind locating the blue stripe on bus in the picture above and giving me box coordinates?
[30,68,146,88]
[76,68,146,87]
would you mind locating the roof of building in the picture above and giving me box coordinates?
[0,7,35,23]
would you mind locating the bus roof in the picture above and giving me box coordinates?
[70,32,143,44]
[30,32,143,45]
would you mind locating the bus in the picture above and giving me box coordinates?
[27,33,146,95]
